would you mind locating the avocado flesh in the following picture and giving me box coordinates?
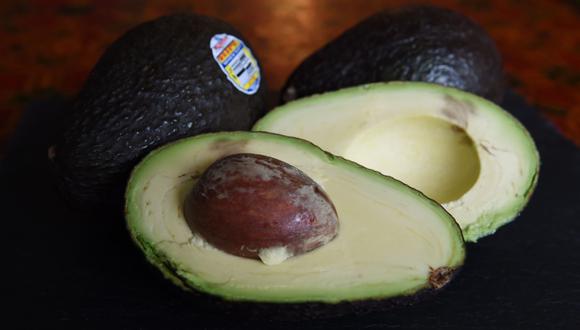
[254,83,540,242]
[126,131,465,303]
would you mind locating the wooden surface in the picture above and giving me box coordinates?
[1,0,579,150]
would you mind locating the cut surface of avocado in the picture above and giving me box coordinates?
[126,131,465,303]
[254,82,540,242]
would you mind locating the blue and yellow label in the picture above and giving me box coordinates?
[210,34,261,95]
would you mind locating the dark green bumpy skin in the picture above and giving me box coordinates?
[282,6,504,104]
[50,14,268,211]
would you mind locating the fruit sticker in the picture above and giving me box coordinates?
[210,34,261,95]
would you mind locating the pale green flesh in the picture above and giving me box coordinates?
[126,132,465,303]
[345,115,481,204]
[254,82,540,241]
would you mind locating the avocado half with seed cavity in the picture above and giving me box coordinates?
[254,82,540,242]
[126,131,465,310]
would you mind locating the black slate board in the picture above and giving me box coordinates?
[3,91,579,329]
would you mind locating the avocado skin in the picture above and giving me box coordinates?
[282,5,504,104]
[50,14,268,211]
[165,273,453,321]
[194,289,436,321]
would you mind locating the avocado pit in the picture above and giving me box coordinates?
[183,153,339,265]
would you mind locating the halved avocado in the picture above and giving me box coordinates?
[126,131,464,307]
[254,83,540,242]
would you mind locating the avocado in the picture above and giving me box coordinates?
[282,5,504,104]
[49,14,267,210]
[254,82,539,242]
[125,131,465,311]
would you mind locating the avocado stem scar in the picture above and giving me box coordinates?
[428,266,453,289]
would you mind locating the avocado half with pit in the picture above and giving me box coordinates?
[254,83,539,242]
[126,131,464,311]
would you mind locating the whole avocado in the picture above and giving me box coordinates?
[282,5,504,103]
[50,14,268,211]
